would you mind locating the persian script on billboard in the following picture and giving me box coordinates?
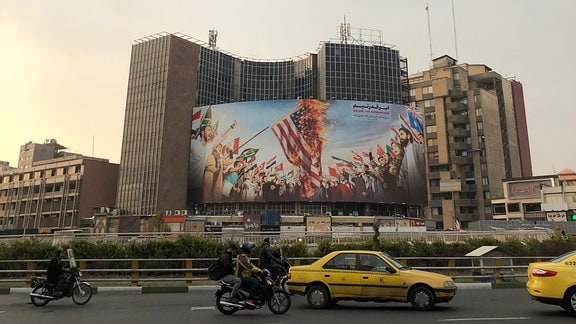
[188,99,426,205]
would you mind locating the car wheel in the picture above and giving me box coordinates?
[409,286,435,311]
[306,285,330,309]
[563,287,576,314]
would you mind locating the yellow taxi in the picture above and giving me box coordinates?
[526,250,576,314]
[287,250,457,311]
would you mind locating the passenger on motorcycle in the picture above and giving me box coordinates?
[220,243,242,303]
[235,242,262,307]
[46,249,67,296]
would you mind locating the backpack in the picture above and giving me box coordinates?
[208,258,222,280]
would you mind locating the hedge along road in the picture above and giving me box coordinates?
[1,287,575,324]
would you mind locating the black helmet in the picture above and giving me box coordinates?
[241,242,255,253]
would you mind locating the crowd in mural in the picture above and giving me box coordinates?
[188,100,427,205]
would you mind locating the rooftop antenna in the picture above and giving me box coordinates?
[208,29,218,48]
[340,16,350,44]
[426,3,433,68]
[451,0,459,60]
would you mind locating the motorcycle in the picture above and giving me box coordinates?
[267,251,291,293]
[29,249,93,306]
[215,269,291,315]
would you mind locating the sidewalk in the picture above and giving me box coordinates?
[1,282,525,295]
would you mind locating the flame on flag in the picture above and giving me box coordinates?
[271,99,327,198]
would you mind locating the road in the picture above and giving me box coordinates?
[1,288,574,324]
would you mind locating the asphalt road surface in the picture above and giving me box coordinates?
[1,288,575,324]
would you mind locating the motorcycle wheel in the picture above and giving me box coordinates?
[215,290,239,315]
[30,286,50,307]
[267,289,291,315]
[280,277,291,294]
[72,283,93,305]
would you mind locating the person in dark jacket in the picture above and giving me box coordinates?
[258,238,281,271]
[220,243,242,302]
[46,249,67,296]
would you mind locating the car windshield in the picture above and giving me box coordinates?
[379,252,409,269]
[549,250,576,263]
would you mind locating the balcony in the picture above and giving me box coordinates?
[448,114,469,124]
[428,172,441,180]
[448,89,467,99]
[451,142,471,150]
[447,101,467,112]
[452,156,472,165]
[448,128,470,137]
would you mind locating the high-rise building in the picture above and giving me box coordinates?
[116,31,409,215]
[408,55,530,229]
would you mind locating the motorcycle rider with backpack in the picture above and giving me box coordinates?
[220,243,242,303]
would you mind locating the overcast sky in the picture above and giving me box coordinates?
[1,0,575,176]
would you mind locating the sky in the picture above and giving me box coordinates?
[1,0,575,176]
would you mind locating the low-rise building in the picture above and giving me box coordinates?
[491,168,576,222]
[0,141,118,233]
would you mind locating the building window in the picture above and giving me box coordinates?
[482,177,489,185]
[423,86,433,94]
[474,93,481,104]
[425,111,436,120]
[475,107,482,116]
[424,99,433,107]
[425,125,436,133]
[493,203,505,215]
[427,151,439,160]
[427,138,437,146]
[477,121,483,130]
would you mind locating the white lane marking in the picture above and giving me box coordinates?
[190,306,215,311]
[438,317,530,322]
[0,311,6,314]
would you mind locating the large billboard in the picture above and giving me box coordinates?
[188,99,426,205]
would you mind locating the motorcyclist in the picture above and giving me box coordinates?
[220,243,242,303]
[235,242,262,307]
[46,249,67,296]
[258,237,282,273]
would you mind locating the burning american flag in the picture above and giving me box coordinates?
[271,99,328,198]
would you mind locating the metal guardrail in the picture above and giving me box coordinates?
[0,256,545,286]
[0,229,554,245]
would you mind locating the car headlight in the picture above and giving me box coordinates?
[443,281,456,288]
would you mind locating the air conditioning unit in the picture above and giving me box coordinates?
[165,210,172,216]
[181,210,188,215]
[174,210,181,215]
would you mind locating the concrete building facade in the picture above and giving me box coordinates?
[408,55,529,229]
[0,149,119,233]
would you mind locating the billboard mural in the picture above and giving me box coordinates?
[188,99,426,205]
